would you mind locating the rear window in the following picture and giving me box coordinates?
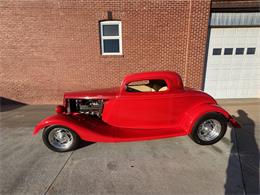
[126,79,168,93]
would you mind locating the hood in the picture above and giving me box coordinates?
[64,87,120,99]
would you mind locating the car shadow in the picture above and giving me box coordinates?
[77,141,95,150]
[225,110,259,194]
[0,97,27,112]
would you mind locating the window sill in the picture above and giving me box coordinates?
[100,54,124,58]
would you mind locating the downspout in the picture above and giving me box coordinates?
[184,0,192,86]
[201,1,212,91]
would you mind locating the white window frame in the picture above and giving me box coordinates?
[100,21,122,55]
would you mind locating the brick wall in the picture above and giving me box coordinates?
[0,0,211,104]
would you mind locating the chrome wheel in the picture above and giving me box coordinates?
[48,127,73,149]
[197,119,222,141]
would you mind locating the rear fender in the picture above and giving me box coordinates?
[33,114,116,142]
[182,103,241,134]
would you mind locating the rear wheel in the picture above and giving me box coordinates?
[42,125,80,152]
[189,113,227,145]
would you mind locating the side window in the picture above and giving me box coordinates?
[212,48,222,55]
[235,48,244,55]
[224,48,233,55]
[100,21,122,55]
[126,79,168,93]
[247,48,256,55]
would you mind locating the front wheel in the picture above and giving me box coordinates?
[189,113,227,145]
[42,125,80,152]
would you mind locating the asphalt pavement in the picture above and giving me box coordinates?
[0,98,259,195]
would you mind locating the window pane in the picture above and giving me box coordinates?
[128,80,149,86]
[103,25,119,36]
[126,79,168,93]
[212,48,221,55]
[224,48,233,55]
[235,48,244,55]
[247,48,256,55]
[103,39,119,53]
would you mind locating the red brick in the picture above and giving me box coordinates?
[0,0,211,104]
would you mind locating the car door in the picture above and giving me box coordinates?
[115,93,173,129]
[113,79,174,129]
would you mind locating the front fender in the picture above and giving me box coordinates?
[33,114,116,142]
[33,114,77,135]
[182,103,241,134]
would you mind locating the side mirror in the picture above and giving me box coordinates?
[55,105,66,114]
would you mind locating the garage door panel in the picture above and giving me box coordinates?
[227,89,242,98]
[234,69,253,79]
[246,28,260,36]
[211,29,224,37]
[256,70,260,78]
[232,58,245,65]
[206,68,231,81]
[204,27,259,98]
[245,58,259,65]
[206,63,228,69]
[223,28,237,37]
[211,37,225,45]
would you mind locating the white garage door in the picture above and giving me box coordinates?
[204,27,260,99]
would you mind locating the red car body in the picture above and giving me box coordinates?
[34,71,240,143]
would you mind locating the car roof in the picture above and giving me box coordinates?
[122,71,184,90]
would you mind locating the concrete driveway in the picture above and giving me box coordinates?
[0,99,259,195]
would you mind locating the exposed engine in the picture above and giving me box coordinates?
[67,99,104,117]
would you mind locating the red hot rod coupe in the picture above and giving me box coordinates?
[34,71,240,152]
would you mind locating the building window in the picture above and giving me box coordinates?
[100,21,122,55]
[224,48,233,55]
[235,48,244,55]
[212,48,222,55]
[247,48,256,55]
